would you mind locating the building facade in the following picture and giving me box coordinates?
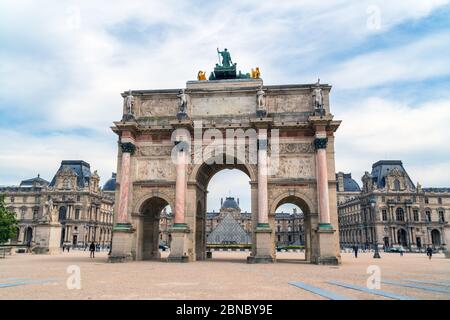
[0,161,115,249]
[338,161,450,252]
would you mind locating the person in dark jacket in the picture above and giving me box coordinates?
[426,246,433,260]
[89,242,96,258]
[353,245,358,258]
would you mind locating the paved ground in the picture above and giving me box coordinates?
[0,251,449,300]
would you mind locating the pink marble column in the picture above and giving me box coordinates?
[315,135,331,226]
[257,129,269,226]
[117,142,135,224]
[174,145,186,225]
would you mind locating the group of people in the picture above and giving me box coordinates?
[351,245,435,259]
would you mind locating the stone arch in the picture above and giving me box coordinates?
[188,152,257,185]
[136,196,173,261]
[431,229,441,247]
[133,191,175,216]
[269,191,314,216]
[270,192,316,262]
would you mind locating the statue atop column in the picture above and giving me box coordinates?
[256,85,267,117]
[122,90,136,121]
[217,48,233,68]
[177,89,189,120]
[312,79,325,116]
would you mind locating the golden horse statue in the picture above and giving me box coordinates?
[251,67,261,79]
[197,70,207,81]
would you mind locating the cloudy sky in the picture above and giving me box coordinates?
[1,1,450,212]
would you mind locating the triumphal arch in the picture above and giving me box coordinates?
[109,50,342,264]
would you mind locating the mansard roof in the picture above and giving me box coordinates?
[103,173,117,191]
[422,188,450,193]
[336,173,361,192]
[371,160,415,189]
[49,160,92,188]
[19,175,49,187]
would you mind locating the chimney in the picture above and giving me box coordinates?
[337,172,345,192]
[221,198,223,206]
[293,208,297,214]
[237,198,239,205]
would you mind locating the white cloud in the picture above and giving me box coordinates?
[328,33,450,90]
[1,0,450,189]
[0,129,117,187]
[335,97,450,186]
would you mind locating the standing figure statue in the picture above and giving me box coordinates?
[256,85,267,117]
[177,89,188,120]
[312,79,323,109]
[217,48,233,68]
[43,198,55,223]
[125,90,134,115]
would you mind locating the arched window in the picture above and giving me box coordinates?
[425,210,431,222]
[439,210,445,223]
[393,179,401,191]
[58,206,67,221]
[396,208,405,221]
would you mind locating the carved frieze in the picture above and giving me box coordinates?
[271,156,314,179]
[279,143,314,154]
[139,98,178,117]
[137,145,173,157]
[135,159,176,180]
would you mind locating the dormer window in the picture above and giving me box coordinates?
[63,178,70,189]
[393,179,401,191]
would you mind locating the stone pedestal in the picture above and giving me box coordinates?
[247,226,274,264]
[34,222,62,254]
[108,224,134,263]
[167,224,190,263]
[445,250,450,259]
[311,226,340,265]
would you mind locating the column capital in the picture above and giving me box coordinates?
[314,137,328,150]
[121,142,136,154]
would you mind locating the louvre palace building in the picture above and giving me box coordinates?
[0,160,115,249]
[337,160,450,252]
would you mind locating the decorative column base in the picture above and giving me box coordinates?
[247,225,274,264]
[311,226,341,265]
[33,222,62,254]
[108,223,134,263]
[167,224,190,263]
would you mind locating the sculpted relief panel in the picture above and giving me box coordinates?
[139,97,178,117]
[266,94,311,113]
[270,156,315,179]
[190,94,255,117]
[135,159,176,181]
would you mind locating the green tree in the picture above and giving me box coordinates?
[0,195,18,244]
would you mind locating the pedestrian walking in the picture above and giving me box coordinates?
[89,241,96,258]
[426,246,433,260]
[353,245,358,258]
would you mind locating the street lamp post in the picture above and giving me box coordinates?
[370,198,381,259]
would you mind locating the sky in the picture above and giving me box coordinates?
[1,0,450,213]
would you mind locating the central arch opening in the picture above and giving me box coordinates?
[195,158,254,263]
